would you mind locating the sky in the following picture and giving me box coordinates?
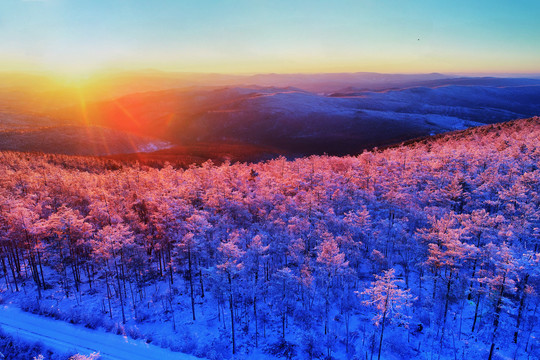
[1,0,540,76]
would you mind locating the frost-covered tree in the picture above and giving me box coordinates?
[479,242,518,360]
[360,268,414,360]
[216,230,246,354]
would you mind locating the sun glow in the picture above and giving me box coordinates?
[56,73,93,87]
[112,100,142,129]
[76,87,90,125]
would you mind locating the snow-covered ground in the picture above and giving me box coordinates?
[136,140,173,153]
[0,305,205,360]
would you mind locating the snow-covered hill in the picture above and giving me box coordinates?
[3,72,540,157]
[47,80,540,156]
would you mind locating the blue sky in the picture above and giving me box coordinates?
[1,0,539,75]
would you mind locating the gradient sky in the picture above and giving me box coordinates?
[1,0,539,75]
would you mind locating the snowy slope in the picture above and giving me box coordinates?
[0,305,205,360]
[55,82,540,156]
[4,74,540,157]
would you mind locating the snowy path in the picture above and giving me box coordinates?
[0,305,205,360]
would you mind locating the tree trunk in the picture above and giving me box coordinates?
[488,273,507,360]
[228,273,236,354]
[472,291,481,332]
[254,266,259,347]
[105,272,113,319]
[378,293,390,360]
[513,274,529,343]
[443,273,453,326]
[345,310,350,354]
[114,262,126,324]
[188,246,196,321]
[199,268,205,299]
[37,250,46,289]
[325,285,329,335]
[378,310,387,360]
[1,256,11,291]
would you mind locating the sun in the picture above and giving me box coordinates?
[52,71,94,87]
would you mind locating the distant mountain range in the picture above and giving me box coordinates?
[1,71,540,159]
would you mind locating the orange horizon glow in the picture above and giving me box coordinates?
[3,61,540,84]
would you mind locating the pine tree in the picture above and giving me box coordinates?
[316,235,349,335]
[216,231,246,354]
[360,268,414,360]
[479,242,518,360]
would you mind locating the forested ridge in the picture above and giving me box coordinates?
[0,117,539,360]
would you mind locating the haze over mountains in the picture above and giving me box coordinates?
[2,71,540,160]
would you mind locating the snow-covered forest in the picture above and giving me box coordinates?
[1,117,539,360]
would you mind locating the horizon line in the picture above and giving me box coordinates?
[2,68,540,79]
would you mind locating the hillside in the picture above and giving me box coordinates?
[0,117,538,360]
[105,142,284,167]
[0,125,170,156]
[52,80,540,156]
